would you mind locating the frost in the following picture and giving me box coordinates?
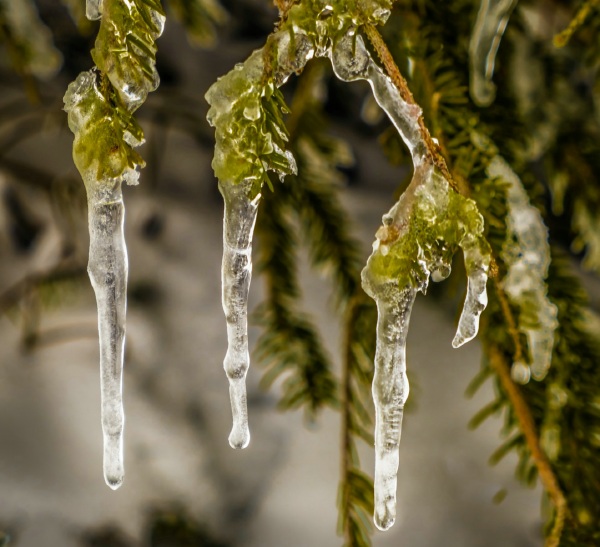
[469,0,518,106]
[0,0,62,79]
[488,156,558,381]
[332,33,490,531]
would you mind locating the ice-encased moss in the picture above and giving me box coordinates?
[364,169,490,291]
[91,0,165,111]
[63,70,145,188]
[205,33,314,196]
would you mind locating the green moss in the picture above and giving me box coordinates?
[91,0,164,111]
[205,0,394,197]
[367,170,490,289]
[64,70,145,187]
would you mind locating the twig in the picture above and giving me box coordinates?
[487,344,567,547]
[553,0,600,47]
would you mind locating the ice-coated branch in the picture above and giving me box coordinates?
[331,34,490,530]
[469,0,518,107]
[64,0,164,488]
[488,156,558,382]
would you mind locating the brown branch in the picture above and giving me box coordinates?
[493,280,524,362]
[487,344,567,547]
[363,24,459,194]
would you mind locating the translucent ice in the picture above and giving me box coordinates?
[469,0,518,106]
[86,0,103,20]
[91,0,165,111]
[363,284,416,530]
[334,34,490,530]
[220,182,260,449]
[488,156,557,380]
[86,183,127,489]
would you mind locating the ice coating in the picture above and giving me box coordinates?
[86,0,103,20]
[469,0,518,106]
[91,0,165,111]
[333,34,490,530]
[220,182,260,449]
[488,156,558,381]
[0,0,62,79]
[87,183,127,489]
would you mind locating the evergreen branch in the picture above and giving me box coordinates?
[486,344,567,547]
[254,186,338,415]
[553,0,600,47]
[338,294,376,546]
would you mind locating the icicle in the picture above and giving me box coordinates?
[367,285,416,531]
[206,31,311,448]
[487,156,558,381]
[220,182,260,449]
[332,34,490,530]
[86,182,127,489]
[469,0,518,106]
[452,242,489,348]
[64,69,145,488]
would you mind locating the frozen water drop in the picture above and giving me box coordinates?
[511,360,531,384]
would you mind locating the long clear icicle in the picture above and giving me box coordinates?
[87,183,128,489]
[64,0,163,488]
[64,70,141,489]
[332,34,491,530]
[469,0,518,106]
[220,183,260,449]
[488,156,558,381]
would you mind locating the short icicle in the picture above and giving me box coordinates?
[469,0,518,106]
[220,182,260,449]
[87,182,127,489]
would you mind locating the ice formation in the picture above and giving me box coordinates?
[0,0,62,79]
[469,0,518,106]
[205,4,489,531]
[219,182,260,448]
[206,33,311,449]
[331,34,490,530]
[63,0,163,488]
[488,156,558,381]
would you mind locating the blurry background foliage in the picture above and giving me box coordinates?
[0,0,600,546]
